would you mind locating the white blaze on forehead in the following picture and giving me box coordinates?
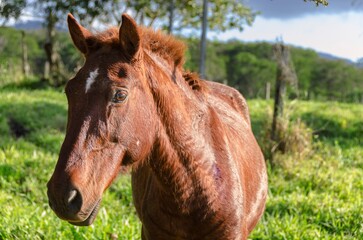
[85,68,99,93]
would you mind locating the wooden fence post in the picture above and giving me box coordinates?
[270,41,298,159]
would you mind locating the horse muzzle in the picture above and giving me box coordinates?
[47,180,101,226]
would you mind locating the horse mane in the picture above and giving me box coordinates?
[141,27,186,67]
[183,71,204,91]
[91,26,186,68]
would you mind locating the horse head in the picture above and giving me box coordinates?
[47,14,157,226]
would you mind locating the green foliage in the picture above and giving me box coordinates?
[0,85,362,239]
[290,47,319,98]
[0,27,43,85]
[185,39,363,102]
[184,39,228,82]
[30,0,115,26]
[310,59,363,102]
[0,0,26,24]
[1,26,362,103]
[179,0,256,32]
[123,0,255,32]
[0,27,81,88]
[305,0,329,6]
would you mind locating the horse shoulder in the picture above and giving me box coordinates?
[205,81,251,126]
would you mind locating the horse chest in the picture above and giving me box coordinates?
[132,169,245,240]
[141,204,244,240]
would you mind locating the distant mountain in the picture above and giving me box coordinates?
[12,20,66,32]
[317,52,355,65]
[13,20,43,30]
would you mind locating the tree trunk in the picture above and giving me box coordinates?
[167,0,175,34]
[43,8,65,86]
[21,31,30,78]
[199,0,208,79]
[265,82,270,100]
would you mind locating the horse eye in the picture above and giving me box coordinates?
[112,90,128,103]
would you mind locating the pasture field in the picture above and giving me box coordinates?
[0,85,362,239]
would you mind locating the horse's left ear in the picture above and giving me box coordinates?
[119,14,141,60]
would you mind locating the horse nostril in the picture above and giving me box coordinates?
[67,189,78,204]
[66,189,82,212]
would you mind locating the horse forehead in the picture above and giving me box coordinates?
[85,68,99,93]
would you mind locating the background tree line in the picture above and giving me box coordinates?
[1,26,362,103]
[186,39,363,103]
[2,0,362,103]
[0,0,256,84]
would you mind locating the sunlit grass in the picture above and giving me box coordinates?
[248,99,363,239]
[1,88,362,239]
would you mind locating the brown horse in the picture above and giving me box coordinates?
[47,13,267,240]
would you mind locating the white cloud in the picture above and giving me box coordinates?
[212,12,363,62]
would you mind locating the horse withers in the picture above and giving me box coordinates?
[47,13,267,240]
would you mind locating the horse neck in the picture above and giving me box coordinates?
[144,52,219,213]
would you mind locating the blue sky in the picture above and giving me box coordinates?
[212,0,363,62]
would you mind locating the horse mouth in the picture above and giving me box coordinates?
[68,200,101,226]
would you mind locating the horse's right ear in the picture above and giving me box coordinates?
[67,13,92,54]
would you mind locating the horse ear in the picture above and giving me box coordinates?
[67,13,92,54]
[119,14,141,60]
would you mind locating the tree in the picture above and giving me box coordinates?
[0,0,331,86]
[182,0,255,78]
[1,1,120,85]
[31,1,113,85]
[95,0,255,78]
[0,0,26,25]
[167,0,175,33]
[305,0,329,5]
[199,0,208,78]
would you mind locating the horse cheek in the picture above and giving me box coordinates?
[127,105,156,163]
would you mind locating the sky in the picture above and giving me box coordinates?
[211,0,363,62]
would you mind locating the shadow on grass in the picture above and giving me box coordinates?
[300,112,363,146]
[0,101,67,154]
[1,78,64,91]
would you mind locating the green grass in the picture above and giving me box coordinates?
[248,100,363,239]
[0,87,362,239]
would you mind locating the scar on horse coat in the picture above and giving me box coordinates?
[47,13,268,240]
